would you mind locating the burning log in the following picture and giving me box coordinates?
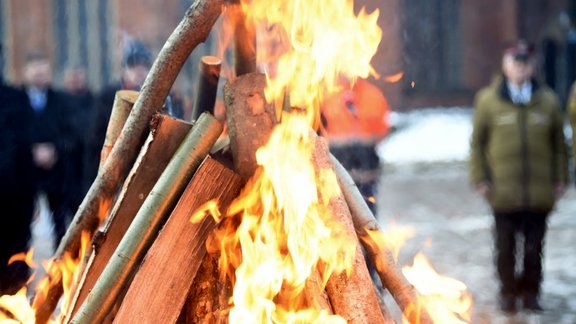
[71,113,223,324]
[100,90,139,166]
[191,56,222,121]
[33,1,225,321]
[182,248,232,323]
[224,72,276,180]
[331,155,433,324]
[113,157,243,323]
[66,114,193,319]
[312,137,391,324]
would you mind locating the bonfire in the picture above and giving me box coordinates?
[0,0,471,323]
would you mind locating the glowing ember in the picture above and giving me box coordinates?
[384,72,404,83]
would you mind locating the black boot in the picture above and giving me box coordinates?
[522,295,543,312]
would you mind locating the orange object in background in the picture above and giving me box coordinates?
[321,78,390,143]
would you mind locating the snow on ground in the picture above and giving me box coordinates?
[377,107,576,323]
[377,107,473,165]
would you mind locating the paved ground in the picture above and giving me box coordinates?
[377,163,576,323]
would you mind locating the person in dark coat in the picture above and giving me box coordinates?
[61,66,94,212]
[0,53,35,294]
[21,53,76,246]
[470,40,568,313]
[83,41,153,192]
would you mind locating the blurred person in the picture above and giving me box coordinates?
[84,40,154,192]
[470,40,568,313]
[61,66,94,212]
[321,77,390,213]
[21,53,76,246]
[0,46,35,294]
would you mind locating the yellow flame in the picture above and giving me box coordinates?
[196,0,383,321]
[207,114,355,322]
[402,253,472,324]
[365,224,414,261]
[245,0,382,128]
[0,288,35,324]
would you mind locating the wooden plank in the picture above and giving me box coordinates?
[68,114,192,317]
[113,157,243,324]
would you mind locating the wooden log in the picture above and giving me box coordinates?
[224,72,276,180]
[182,250,232,323]
[113,157,242,324]
[71,113,223,324]
[312,136,389,324]
[32,1,225,322]
[330,155,432,324]
[66,114,193,319]
[100,90,139,167]
[231,4,257,76]
[191,56,222,121]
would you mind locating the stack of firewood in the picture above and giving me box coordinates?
[29,1,431,323]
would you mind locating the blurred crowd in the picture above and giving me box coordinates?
[0,40,186,295]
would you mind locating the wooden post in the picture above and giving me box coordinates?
[71,113,222,324]
[100,90,139,167]
[66,115,193,319]
[312,136,389,324]
[113,158,243,324]
[32,1,225,322]
[331,155,433,324]
[191,56,222,121]
[224,72,276,180]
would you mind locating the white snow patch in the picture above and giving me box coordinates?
[377,107,473,164]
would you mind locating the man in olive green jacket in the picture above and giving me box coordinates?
[470,40,568,313]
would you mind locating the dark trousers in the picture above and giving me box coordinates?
[46,190,69,245]
[330,143,380,213]
[494,210,548,298]
[0,192,34,295]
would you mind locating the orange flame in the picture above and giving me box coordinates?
[194,0,383,321]
[384,71,404,83]
[207,114,356,322]
[0,230,91,323]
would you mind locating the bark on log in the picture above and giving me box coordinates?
[231,4,256,76]
[32,1,225,322]
[182,250,232,323]
[113,157,243,324]
[71,113,223,324]
[67,115,193,319]
[330,155,432,324]
[312,136,390,324]
[100,90,139,167]
[224,72,276,180]
[191,56,222,121]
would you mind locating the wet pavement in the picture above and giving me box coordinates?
[377,163,576,323]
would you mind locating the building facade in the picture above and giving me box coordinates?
[1,0,575,109]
